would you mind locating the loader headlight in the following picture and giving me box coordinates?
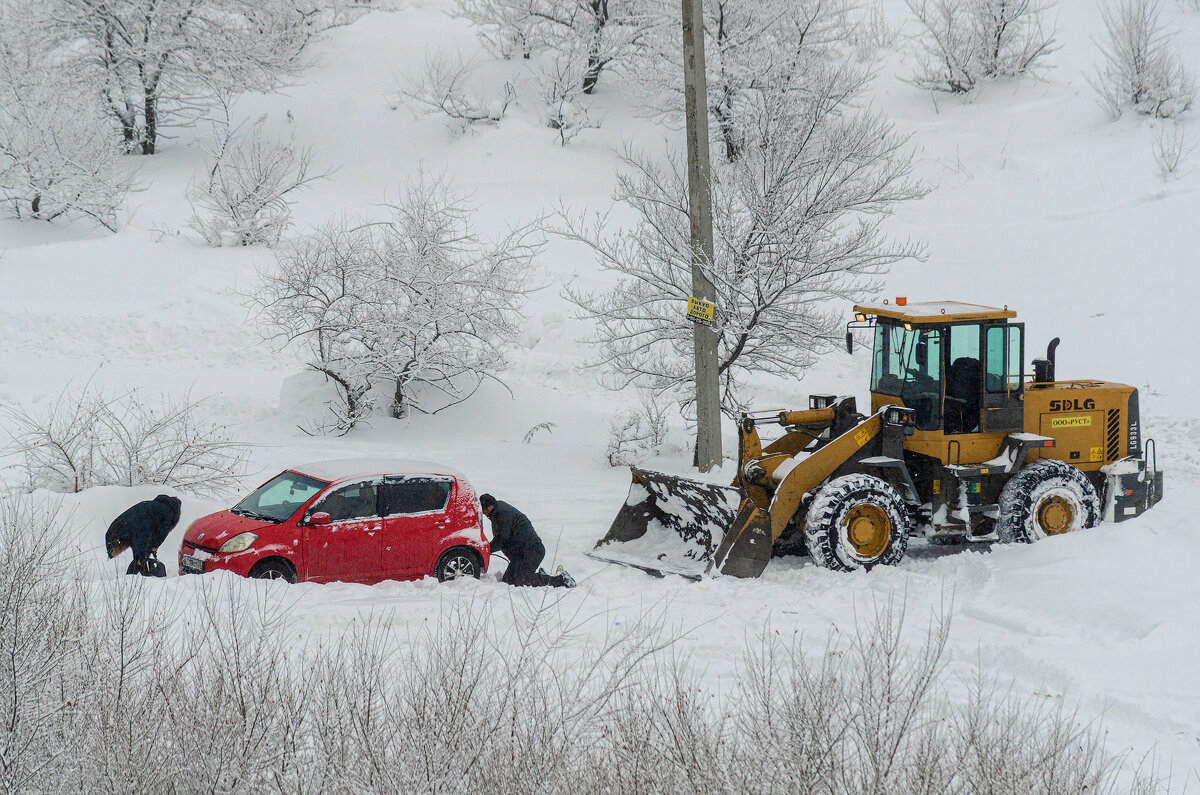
[218,532,259,554]
[885,407,912,426]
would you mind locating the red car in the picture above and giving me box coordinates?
[179,459,489,584]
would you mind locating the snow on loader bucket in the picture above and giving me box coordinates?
[587,468,772,579]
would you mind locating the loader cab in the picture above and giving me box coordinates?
[856,301,1025,441]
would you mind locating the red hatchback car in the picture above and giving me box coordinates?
[179,459,489,584]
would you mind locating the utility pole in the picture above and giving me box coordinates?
[681,0,722,471]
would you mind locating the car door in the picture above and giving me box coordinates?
[379,477,453,580]
[302,479,384,583]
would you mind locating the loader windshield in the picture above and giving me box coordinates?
[871,322,942,430]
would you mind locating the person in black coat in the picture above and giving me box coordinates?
[105,494,182,577]
[479,494,575,588]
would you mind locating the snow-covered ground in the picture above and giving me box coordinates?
[1,0,1198,785]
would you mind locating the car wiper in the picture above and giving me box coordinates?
[231,508,281,523]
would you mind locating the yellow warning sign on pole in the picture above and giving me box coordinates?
[686,296,715,325]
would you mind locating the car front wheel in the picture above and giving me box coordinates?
[249,558,298,584]
[435,548,482,582]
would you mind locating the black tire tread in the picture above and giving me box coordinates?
[997,459,1101,544]
[804,474,910,572]
[434,547,483,582]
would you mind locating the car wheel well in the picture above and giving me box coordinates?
[249,556,299,583]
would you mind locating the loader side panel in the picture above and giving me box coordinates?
[1024,381,1136,469]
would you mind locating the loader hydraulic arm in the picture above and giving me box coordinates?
[763,412,883,542]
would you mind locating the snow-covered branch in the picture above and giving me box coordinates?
[0,35,132,230]
[1,382,248,495]
[906,0,1059,94]
[1091,0,1195,119]
[188,118,328,246]
[560,63,925,417]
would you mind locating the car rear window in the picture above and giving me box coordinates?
[380,478,451,516]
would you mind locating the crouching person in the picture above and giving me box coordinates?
[479,494,575,588]
[105,494,182,577]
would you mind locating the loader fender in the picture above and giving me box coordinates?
[768,412,883,540]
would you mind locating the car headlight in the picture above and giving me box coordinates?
[218,532,259,553]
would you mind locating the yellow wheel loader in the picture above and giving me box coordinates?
[590,300,1164,579]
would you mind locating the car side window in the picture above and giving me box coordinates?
[316,481,380,523]
[381,478,451,516]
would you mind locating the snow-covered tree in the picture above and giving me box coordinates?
[536,52,602,144]
[455,0,651,93]
[0,38,131,229]
[394,51,516,129]
[254,177,541,432]
[39,0,364,154]
[906,0,1058,94]
[1091,0,1195,119]
[560,63,925,418]
[188,118,326,246]
[634,0,851,162]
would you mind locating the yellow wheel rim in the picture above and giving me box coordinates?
[1036,495,1075,536]
[843,503,891,559]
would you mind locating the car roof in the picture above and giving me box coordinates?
[288,458,469,485]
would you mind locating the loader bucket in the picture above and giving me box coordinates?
[709,499,772,579]
[589,468,772,579]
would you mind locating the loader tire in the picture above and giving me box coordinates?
[997,460,1100,544]
[804,475,909,572]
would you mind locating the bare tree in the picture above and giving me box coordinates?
[254,176,541,432]
[455,0,652,93]
[39,0,365,154]
[906,0,1059,94]
[1091,0,1195,119]
[453,0,543,60]
[560,64,925,417]
[1152,121,1195,179]
[0,511,1171,794]
[606,393,668,466]
[1,382,249,495]
[394,51,516,129]
[188,117,326,246]
[634,0,851,162]
[536,51,602,145]
[0,37,131,230]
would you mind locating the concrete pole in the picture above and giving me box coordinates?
[681,0,722,471]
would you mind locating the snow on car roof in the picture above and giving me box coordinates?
[289,458,469,484]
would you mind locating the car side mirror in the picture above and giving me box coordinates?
[845,331,853,355]
[309,512,331,526]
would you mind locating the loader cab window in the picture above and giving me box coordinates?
[944,325,982,434]
[871,322,942,431]
[985,325,1023,393]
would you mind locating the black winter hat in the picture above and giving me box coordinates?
[479,493,496,509]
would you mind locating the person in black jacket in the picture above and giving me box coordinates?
[105,494,182,577]
[479,494,575,588]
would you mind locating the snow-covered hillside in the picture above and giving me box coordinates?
[1,0,1197,786]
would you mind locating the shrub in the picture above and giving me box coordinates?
[2,382,247,495]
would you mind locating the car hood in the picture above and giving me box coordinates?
[184,510,278,551]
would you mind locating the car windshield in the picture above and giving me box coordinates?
[232,471,329,523]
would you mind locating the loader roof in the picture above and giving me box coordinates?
[853,300,1017,324]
